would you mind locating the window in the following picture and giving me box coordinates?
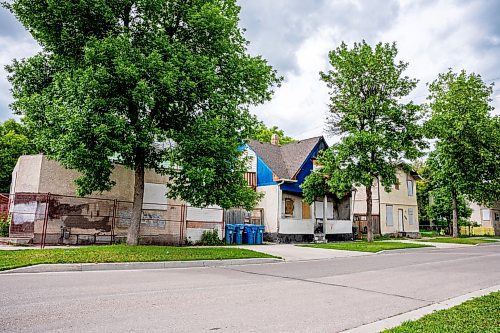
[284,198,294,217]
[395,180,400,190]
[482,209,491,221]
[495,212,500,221]
[302,201,311,219]
[408,208,414,225]
[407,180,414,196]
[386,205,393,226]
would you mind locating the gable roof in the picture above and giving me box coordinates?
[247,136,325,180]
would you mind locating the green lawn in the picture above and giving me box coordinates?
[383,291,500,333]
[418,237,498,245]
[299,241,432,253]
[0,245,277,271]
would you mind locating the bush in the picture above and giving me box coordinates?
[197,230,223,246]
[0,214,10,237]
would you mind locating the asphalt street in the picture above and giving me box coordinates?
[1,244,499,333]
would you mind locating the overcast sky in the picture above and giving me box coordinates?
[1,0,499,140]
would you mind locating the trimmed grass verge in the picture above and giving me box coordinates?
[418,237,497,245]
[0,245,277,271]
[299,241,431,253]
[383,291,500,333]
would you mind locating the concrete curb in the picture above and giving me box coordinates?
[340,284,500,333]
[0,258,283,274]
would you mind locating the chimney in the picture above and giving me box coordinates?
[271,134,280,145]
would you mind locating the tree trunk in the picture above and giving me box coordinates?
[366,186,374,243]
[127,160,145,245]
[323,194,327,233]
[451,190,458,238]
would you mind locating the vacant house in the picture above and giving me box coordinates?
[8,154,223,245]
[352,168,421,238]
[468,201,500,236]
[243,135,353,242]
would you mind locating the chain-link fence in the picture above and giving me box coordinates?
[3,192,224,247]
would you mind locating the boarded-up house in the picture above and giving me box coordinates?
[243,136,353,242]
[8,154,223,245]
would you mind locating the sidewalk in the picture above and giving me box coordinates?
[236,244,373,261]
[381,239,472,249]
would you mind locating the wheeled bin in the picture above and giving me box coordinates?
[243,224,257,244]
[233,224,245,245]
[225,224,235,244]
[255,225,265,244]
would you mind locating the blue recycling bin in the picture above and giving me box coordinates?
[233,224,245,245]
[255,225,265,245]
[243,224,256,245]
[225,224,235,244]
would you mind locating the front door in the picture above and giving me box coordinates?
[398,209,404,232]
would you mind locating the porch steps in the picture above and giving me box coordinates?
[0,237,33,245]
[313,233,327,244]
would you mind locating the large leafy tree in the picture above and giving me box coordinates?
[315,41,426,242]
[0,119,34,193]
[5,0,280,245]
[249,120,295,144]
[426,70,500,237]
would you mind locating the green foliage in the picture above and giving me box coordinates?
[425,70,500,236]
[0,214,10,237]
[427,187,472,225]
[5,1,280,227]
[300,169,329,205]
[249,120,295,144]
[0,119,34,193]
[197,230,224,246]
[384,291,500,333]
[317,40,426,193]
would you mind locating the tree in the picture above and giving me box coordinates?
[426,70,500,237]
[0,119,34,193]
[249,120,295,144]
[5,0,280,245]
[427,187,472,231]
[316,41,426,242]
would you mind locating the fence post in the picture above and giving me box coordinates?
[40,193,50,249]
[111,199,117,244]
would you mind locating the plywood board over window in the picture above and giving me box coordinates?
[302,201,311,219]
[284,198,294,216]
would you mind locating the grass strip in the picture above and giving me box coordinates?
[383,291,500,332]
[0,245,277,271]
[299,241,431,253]
[418,237,497,245]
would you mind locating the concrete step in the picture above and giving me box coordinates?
[313,233,327,244]
[0,237,33,245]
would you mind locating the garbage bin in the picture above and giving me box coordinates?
[225,224,235,244]
[243,224,256,245]
[255,225,265,245]
[233,224,245,245]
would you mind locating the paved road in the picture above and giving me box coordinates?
[1,244,499,333]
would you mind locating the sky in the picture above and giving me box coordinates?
[0,0,499,141]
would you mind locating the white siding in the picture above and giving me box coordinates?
[186,205,223,222]
[279,219,314,234]
[324,220,352,234]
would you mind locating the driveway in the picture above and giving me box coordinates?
[1,244,498,332]
[236,244,372,261]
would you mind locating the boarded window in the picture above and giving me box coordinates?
[407,180,414,196]
[284,198,294,216]
[408,208,414,225]
[302,201,311,219]
[395,180,400,190]
[386,205,393,226]
[482,209,491,221]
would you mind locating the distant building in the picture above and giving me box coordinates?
[352,169,421,238]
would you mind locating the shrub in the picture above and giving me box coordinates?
[197,230,223,246]
[0,214,10,237]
